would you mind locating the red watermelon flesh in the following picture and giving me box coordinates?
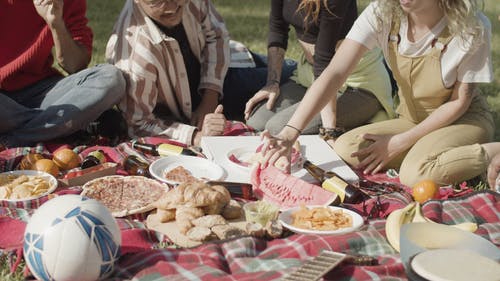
[251,165,338,210]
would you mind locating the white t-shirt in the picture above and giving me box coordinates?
[346,2,493,88]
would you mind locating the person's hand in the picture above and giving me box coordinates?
[191,89,220,129]
[244,83,280,120]
[201,104,226,136]
[487,153,500,190]
[259,130,295,173]
[351,133,410,174]
[191,105,225,146]
[33,0,64,27]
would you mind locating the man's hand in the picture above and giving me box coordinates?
[487,153,500,190]
[244,83,280,120]
[202,104,226,136]
[191,89,220,129]
[351,133,410,175]
[34,0,90,73]
[33,0,64,27]
[192,105,226,146]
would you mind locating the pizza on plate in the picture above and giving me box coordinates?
[81,175,168,217]
[164,166,199,183]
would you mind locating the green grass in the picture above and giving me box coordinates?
[0,254,24,281]
[2,0,500,278]
[87,0,500,140]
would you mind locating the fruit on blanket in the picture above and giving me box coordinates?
[385,202,479,252]
[52,148,80,170]
[385,202,417,252]
[413,202,478,232]
[250,165,338,210]
[412,179,438,203]
[23,195,121,281]
[18,153,45,170]
[33,159,60,177]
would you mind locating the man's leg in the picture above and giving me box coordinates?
[0,76,61,134]
[2,64,125,146]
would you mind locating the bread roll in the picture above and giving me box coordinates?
[211,224,246,240]
[221,200,243,219]
[186,226,214,242]
[176,206,204,234]
[192,215,227,228]
[265,219,283,239]
[156,208,176,223]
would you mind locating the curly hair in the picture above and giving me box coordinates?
[373,0,485,49]
[297,0,335,27]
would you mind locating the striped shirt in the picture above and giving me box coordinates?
[106,0,231,145]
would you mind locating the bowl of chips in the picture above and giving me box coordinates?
[278,205,364,235]
[0,170,58,201]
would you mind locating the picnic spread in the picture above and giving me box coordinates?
[1,121,499,281]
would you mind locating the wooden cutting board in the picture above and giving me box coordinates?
[146,211,248,248]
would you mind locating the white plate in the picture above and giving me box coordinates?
[411,249,500,281]
[0,170,58,202]
[226,147,258,171]
[149,155,225,185]
[226,146,304,172]
[278,205,364,235]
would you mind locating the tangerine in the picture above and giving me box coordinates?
[412,179,439,203]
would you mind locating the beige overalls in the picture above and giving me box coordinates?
[334,19,494,187]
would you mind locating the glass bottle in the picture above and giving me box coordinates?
[81,150,105,169]
[122,155,151,177]
[132,141,197,157]
[303,160,367,204]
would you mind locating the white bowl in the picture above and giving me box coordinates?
[0,170,58,202]
[400,222,500,280]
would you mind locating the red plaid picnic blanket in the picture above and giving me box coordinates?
[1,191,498,280]
[1,121,499,280]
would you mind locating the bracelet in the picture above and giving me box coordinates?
[285,124,302,134]
[268,79,280,85]
[319,126,345,141]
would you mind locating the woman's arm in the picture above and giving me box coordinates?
[261,39,367,169]
[287,39,368,135]
[354,81,477,174]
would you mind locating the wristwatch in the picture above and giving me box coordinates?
[319,126,345,141]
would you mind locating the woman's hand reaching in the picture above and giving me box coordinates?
[351,133,411,174]
[259,130,296,173]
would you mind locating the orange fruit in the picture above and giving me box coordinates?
[412,179,439,203]
[33,159,60,177]
[52,148,80,170]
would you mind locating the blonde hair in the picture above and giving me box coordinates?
[297,0,335,27]
[374,0,485,48]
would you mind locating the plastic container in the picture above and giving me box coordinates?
[243,201,279,226]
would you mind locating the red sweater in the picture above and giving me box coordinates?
[0,0,92,91]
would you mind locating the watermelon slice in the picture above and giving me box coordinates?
[251,165,338,210]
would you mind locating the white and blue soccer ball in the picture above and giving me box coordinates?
[23,195,121,281]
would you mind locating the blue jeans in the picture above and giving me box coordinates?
[0,64,125,146]
[222,52,297,119]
